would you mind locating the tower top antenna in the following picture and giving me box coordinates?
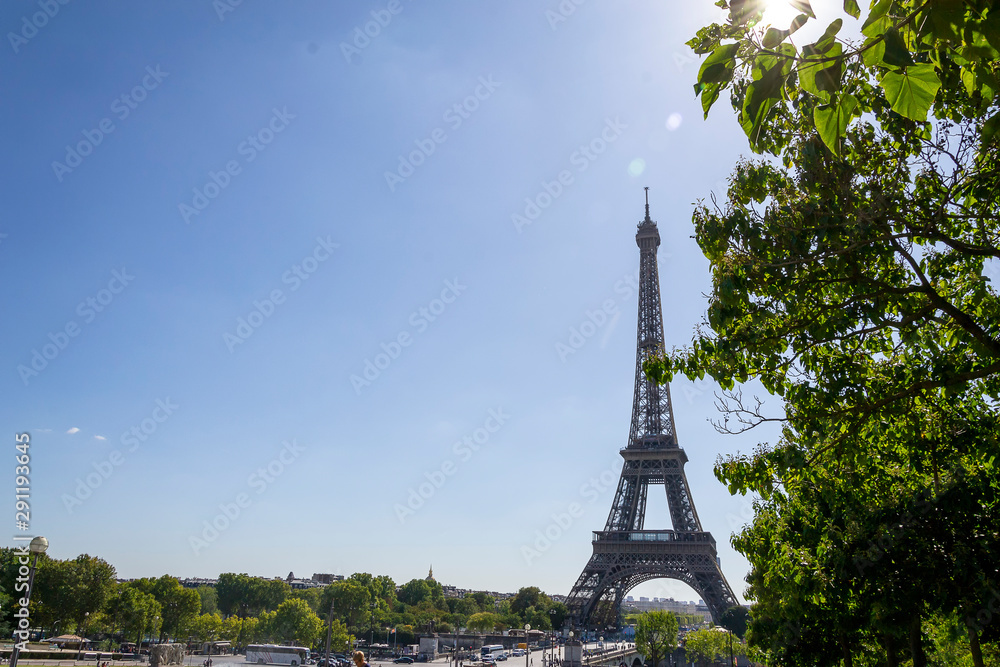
[644,187,650,221]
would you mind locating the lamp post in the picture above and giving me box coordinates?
[524,625,530,667]
[78,612,91,660]
[548,610,556,667]
[10,536,49,667]
[150,616,160,652]
[324,591,336,667]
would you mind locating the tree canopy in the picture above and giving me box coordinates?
[635,611,679,667]
[684,628,741,666]
[647,1,1000,665]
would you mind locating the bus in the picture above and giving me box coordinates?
[481,645,505,661]
[246,644,311,665]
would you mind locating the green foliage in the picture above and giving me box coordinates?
[188,612,223,642]
[398,579,432,607]
[291,588,322,614]
[323,580,371,630]
[216,573,290,618]
[684,628,740,665]
[467,592,495,611]
[510,587,546,615]
[12,552,117,633]
[109,585,161,647]
[634,611,679,667]
[668,3,1000,664]
[272,598,324,647]
[197,586,219,615]
[719,606,749,640]
[129,575,201,640]
[220,615,243,643]
[689,0,1000,155]
[468,612,503,633]
[323,618,354,654]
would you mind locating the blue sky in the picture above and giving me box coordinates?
[2,0,790,604]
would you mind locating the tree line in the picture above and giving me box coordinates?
[651,0,1000,665]
[0,553,567,653]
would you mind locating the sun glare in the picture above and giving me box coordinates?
[761,0,803,28]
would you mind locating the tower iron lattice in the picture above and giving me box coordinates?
[564,189,738,629]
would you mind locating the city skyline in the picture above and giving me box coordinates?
[2,1,796,604]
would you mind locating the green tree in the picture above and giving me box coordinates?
[398,579,432,607]
[188,612,223,643]
[653,1,1000,664]
[719,607,749,640]
[635,611,678,667]
[242,616,262,643]
[684,629,735,666]
[510,588,551,616]
[217,573,290,618]
[291,588,322,614]
[217,573,252,617]
[324,618,354,654]
[548,602,569,630]
[220,615,243,643]
[108,587,161,648]
[30,556,74,632]
[371,575,397,606]
[130,576,200,641]
[321,581,371,632]
[468,592,495,612]
[526,608,553,632]
[448,598,479,618]
[67,554,118,631]
[197,586,219,615]
[272,598,324,648]
[468,612,502,633]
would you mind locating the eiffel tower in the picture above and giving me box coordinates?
[565,189,738,629]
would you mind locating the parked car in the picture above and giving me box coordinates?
[393,658,414,664]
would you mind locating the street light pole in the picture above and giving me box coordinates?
[10,536,49,667]
[549,610,556,667]
[324,592,336,667]
[78,611,91,660]
[524,625,531,667]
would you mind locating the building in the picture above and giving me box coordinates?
[621,597,712,621]
[285,572,326,589]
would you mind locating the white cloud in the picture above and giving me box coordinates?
[94,435,106,441]
[66,427,80,434]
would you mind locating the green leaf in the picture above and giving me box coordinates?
[789,13,809,35]
[984,110,1000,143]
[881,27,915,67]
[789,0,815,19]
[730,0,765,26]
[763,27,789,48]
[843,0,860,19]
[961,68,976,96]
[699,82,723,118]
[814,93,858,155]
[803,19,843,56]
[861,35,886,68]
[862,0,892,38]
[879,64,941,121]
[741,55,790,149]
[799,43,844,99]
[698,42,739,85]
